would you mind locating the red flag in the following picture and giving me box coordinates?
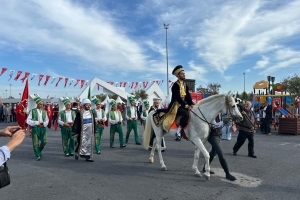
[134,82,139,88]
[17,79,29,130]
[64,77,69,88]
[14,71,23,81]
[0,68,7,76]
[130,82,134,89]
[20,72,30,82]
[143,81,148,89]
[55,77,63,87]
[80,80,85,88]
[74,79,80,87]
[169,82,174,88]
[44,75,51,86]
[155,80,159,84]
[120,82,123,87]
[38,74,44,86]
[123,82,127,87]
[110,82,114,85]
[97,83,100,90]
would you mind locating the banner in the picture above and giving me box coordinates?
[123,82,127,87]
[64,77,69,88]
[69,79,74,86]
[55,77,63,87]
[31,74,37,81]
[17,79,29,130]
[0,68,7,76]
[8,70,14,81]
[38,74,44,86]
[85,80,89,86]
[119,82,122,87]
[80,80,85,88]
[143,81,148,89]
[20,72,30,83]
[14,71,22,81]
[51,77,56,84]
[44,75,51,86]
[74,79,80,87]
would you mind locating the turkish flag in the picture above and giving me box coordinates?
[20,72,30,82]
[55,77,63,87]
[45,105,53,129]
[123,82,127,87]
[14,71,23,81]
[0,68,7,76]
[80,80,85,88]
[74,79,80,87]
[44,75,51,86]
[64,77,69,88]
[17,79,29,130]
[143,81,148,89]
[38,74,44,86]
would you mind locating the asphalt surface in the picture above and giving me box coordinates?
[0,121,300,200]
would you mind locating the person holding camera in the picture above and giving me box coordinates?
[0,126,25,165]
[233,101,257,158]
[203,113,236,181]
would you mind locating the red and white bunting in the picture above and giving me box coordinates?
[8,70,14,81]
[85,80,89,86]
[130,82,134,89]
[69,79,74,86]
[44,75,51,86]
[51,77,56,84]
[134,82,138,89]
[38,74,44,86]
[160,80,164,85]
[0,68,7,76]
[14,71,23,81]
[64,77,69,88]
[119,82,123,87]
[74,79,80,87]
[143,81,148,89]
[31,74,37,81]
[80,80,85,88]
[20,72,30,83]
[55,77,63,87]
[123,82,127,87]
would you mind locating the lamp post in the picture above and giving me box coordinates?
[243,72,246,100]
[5,90,7,98]
[164,23,170,95]
[267,76,271,95]
[9,84,11,98]
[271,77,275,95]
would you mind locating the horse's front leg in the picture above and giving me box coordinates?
[192,146,202,177]
[192,138,210,180]
[156,135,167,171]
[149,139,156,163]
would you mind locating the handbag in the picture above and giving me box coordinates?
[0,162,10,188]
[230,123,237,132]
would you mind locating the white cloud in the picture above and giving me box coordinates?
[274,48,300,61]
[261,57,300,75]
[254,56,269,69]
[184,61,207,82]
[223,76,234,82]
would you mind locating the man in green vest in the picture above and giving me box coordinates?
[26,94,49,161]
[58,97,75,157]
[91,97,106,154]
[140,100,150,129]
[109,100,126,148]
[125,96,141,145]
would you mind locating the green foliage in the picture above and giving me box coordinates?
[196,83,221,95]
[282,73,300,96]
[130,89,148,100]
[95,94,126,102]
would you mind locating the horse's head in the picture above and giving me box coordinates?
[226,91,243,121]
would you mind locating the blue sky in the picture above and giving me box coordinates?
[0,0,300,99]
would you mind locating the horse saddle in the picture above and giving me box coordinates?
[170,111,191,140]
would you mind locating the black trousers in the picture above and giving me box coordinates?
[264,118,272,134]
[207,134,230,175]
[177,107,188,127]
[149,130,165,147]
[233,130,254,155]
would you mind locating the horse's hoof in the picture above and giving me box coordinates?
[149,158,154,163]
[161,167,167,171]
[195,173,202,177]
[203,173,210,181]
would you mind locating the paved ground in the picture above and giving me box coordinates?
[0,121,300,200]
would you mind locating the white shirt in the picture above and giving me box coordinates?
[262,106,267,118]
[26,109,49,127]
[95,108,107,122]
[109,111,123,124]
[0,146,10,166]
[126,106,137,119]
[212,120,224,128]
[58,110,74,125]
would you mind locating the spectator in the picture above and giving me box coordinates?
[4,104,11,123]
[0,126,26,165]
[12,104,17,122]
[0,103,3,122]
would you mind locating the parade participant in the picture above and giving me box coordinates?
[91,97,106,154]
[163,65,194,141]
[26,94,49,161]
[148,98,166,151]
[125,96,141,145]
[108,100,126,148]
[203,113,236,181]
[71,102,80,113]
[72,99,97,162]
[58,97,76,157]
[140,100,150,128]
[233,101,257,158]
[52,104,59,125]
[45,102,53,129]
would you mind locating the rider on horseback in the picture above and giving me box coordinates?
[169,65,194,141]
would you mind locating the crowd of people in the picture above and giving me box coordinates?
[0,103,18,123]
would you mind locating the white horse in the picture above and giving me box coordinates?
[143,91,243,180]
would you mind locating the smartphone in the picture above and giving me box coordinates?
[12,128,21,134]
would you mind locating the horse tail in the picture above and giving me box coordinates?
[143,111,154,150]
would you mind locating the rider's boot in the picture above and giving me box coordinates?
[175,126,182,141]
[220,157,236,181]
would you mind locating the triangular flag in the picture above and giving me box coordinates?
[80,80,85,88]
[51,77,56,84]
[20,72,30,82]
[38,74,44,86]
[0,68,7,76]
[31,74,37,80]
[74,79,80,87]
[44,75,51,86]
[18,79,29,130]
[64,77,69,88]
[14,71,22,81]
[55,77,63,87]
[8,70,14,81]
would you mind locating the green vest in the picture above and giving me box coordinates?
[142,110,147,117]
[110,110,121,121]
[59,110,75,128]
[31,108,46,123]
[127,106,137,118]
[92,108,105,119]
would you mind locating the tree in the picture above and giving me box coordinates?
[130,89,148,100]
[196,83,221,95]
[95,94,126,102]
[196,85,209,94]
[282,73,300,96]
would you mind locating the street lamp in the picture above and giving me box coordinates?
[243,72,246,100]
[267,76,271,95]
[164,23,170,95]
[271,76,275,95]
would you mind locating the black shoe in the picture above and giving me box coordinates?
[226,173,236,181]
[136,142,141,145]
[69,154,74,156]
[161,149,165,152]
[75,153,79,160]
[86,158,94,162]
[233,151,237,156]
[248,154,257,158]
[175,136,181,141]
[110,146,114,148]
[203,168,215,174]
[125,140,128,144]
[121,145,126,148]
